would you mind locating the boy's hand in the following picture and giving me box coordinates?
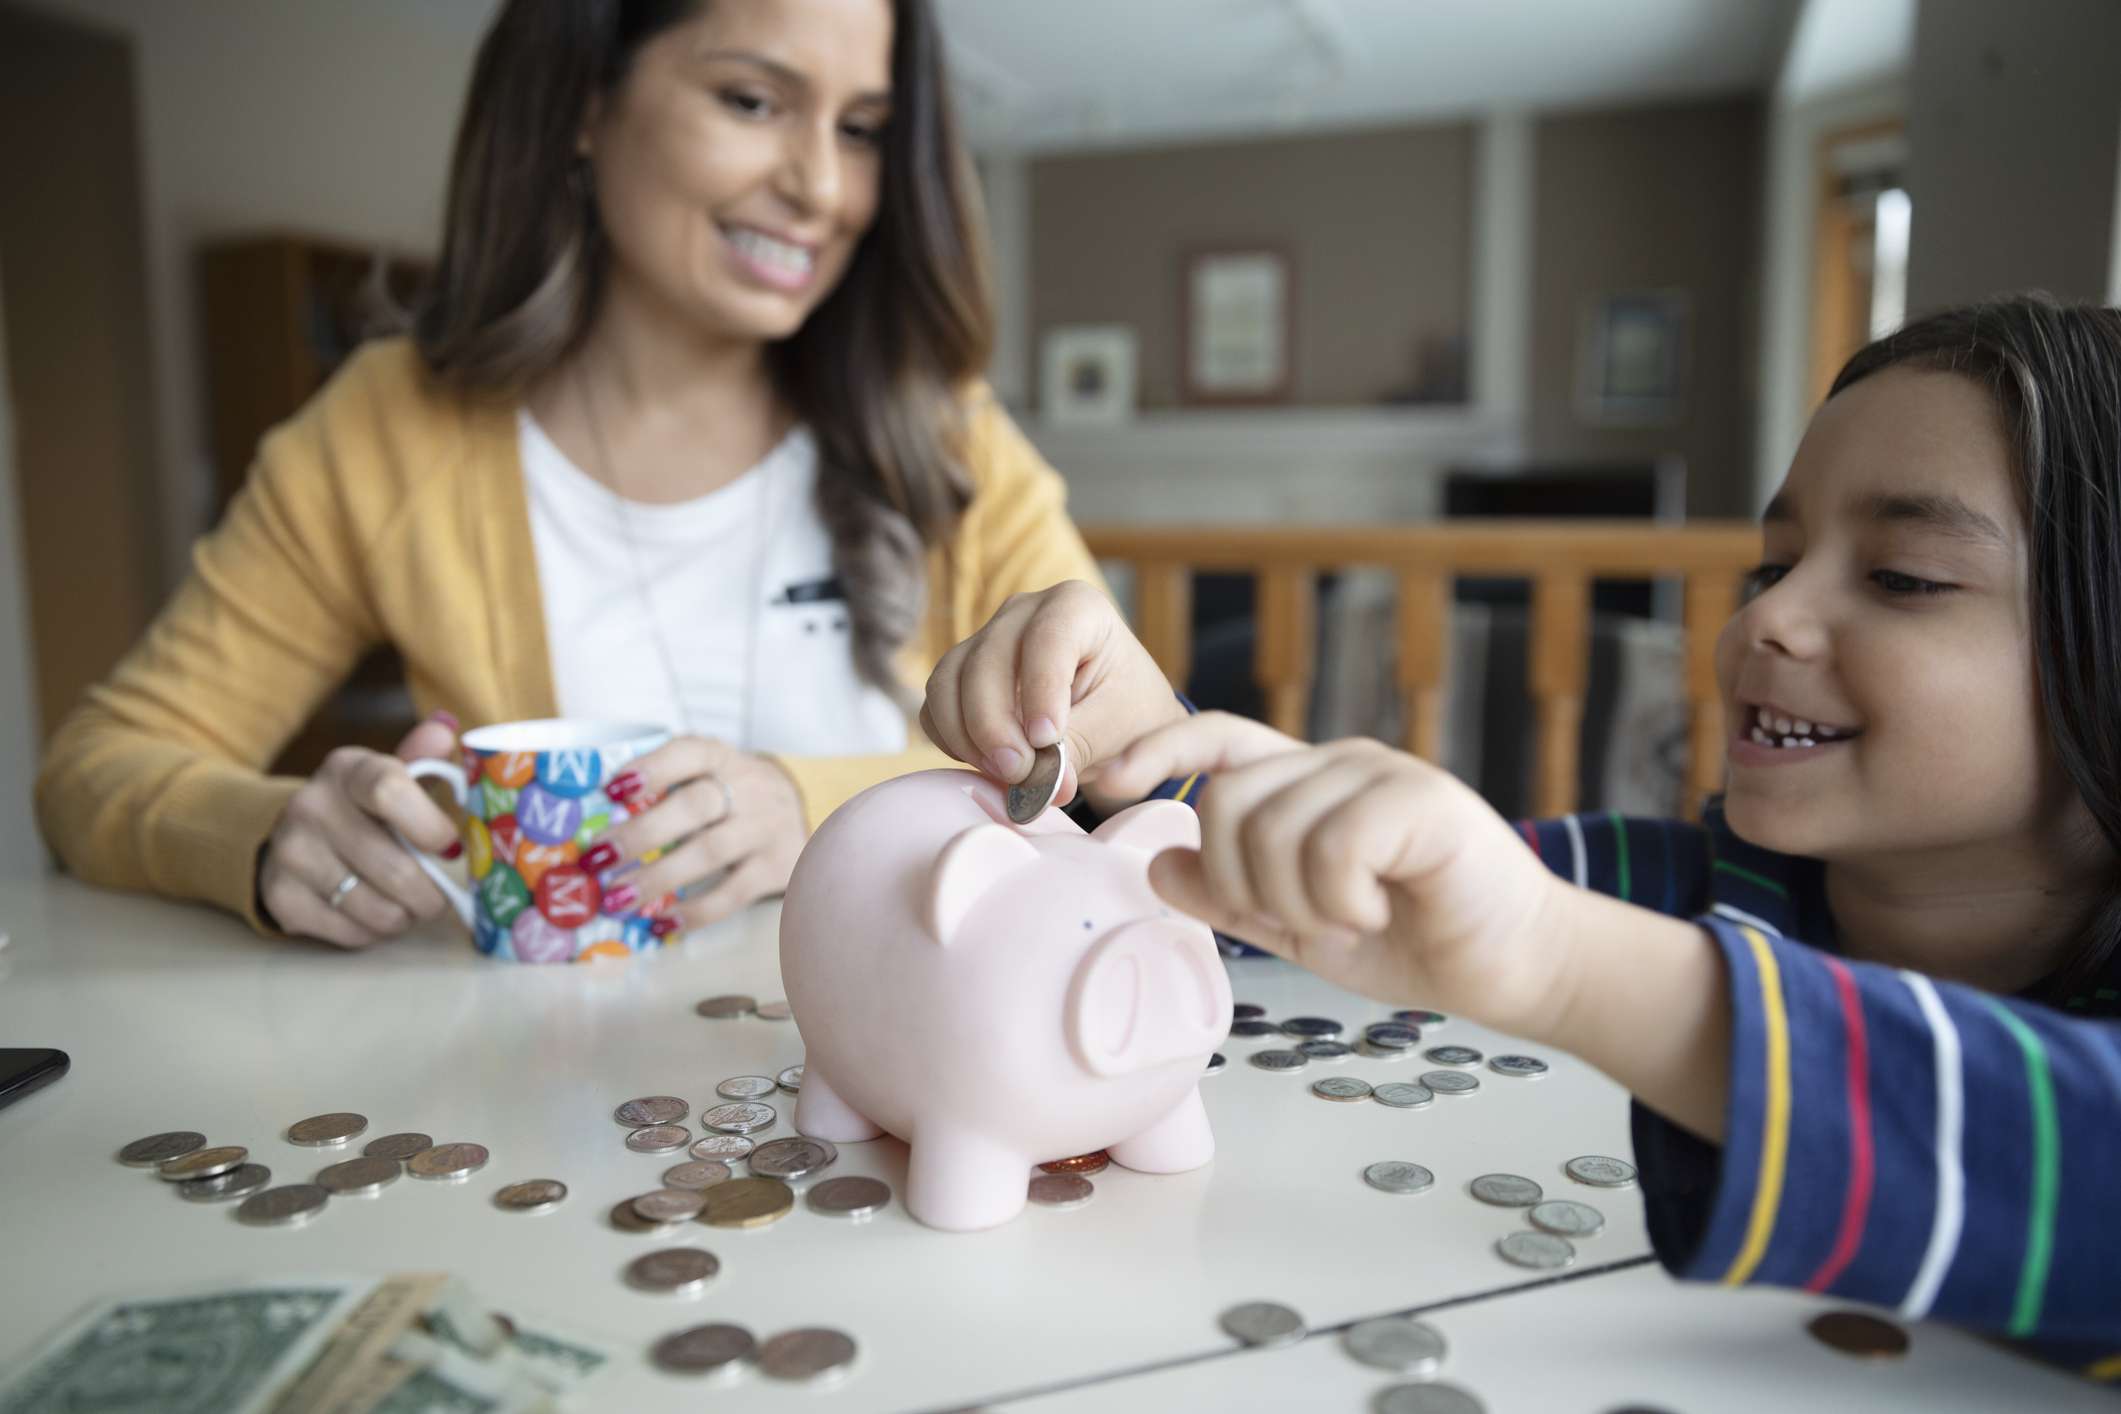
[920,580,1186,812]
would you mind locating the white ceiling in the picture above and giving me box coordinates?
[938,0,1807,152]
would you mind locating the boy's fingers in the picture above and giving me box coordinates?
[1148,847,1299,960]
[1090,712,1298,796]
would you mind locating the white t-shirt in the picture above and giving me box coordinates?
[518,410,909,756]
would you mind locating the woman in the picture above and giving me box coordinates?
[35,0,1100,947]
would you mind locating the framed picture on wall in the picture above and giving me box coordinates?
[1039,325,1138,426]
[1578,289,1689,425]
[1181,247,1294,404]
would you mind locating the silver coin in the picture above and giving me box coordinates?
[625,1123,691,1154]
[662,1159,734,1191]
[1497,1230,1577,1270]
[1420,1070,1480,1096]
[614,1095,688,1127]
[363,1132,433,1161]
[1423,1045,1483,1067]
[1343,1317,1447,1376]
[1296,1039,1354,1061]
[1312,1077,1373,1102]
[493,1179,567,1214]
[626,1246,720,1295]
[1528,1199,1606,1237]
[1376,1382,1486,1414]
[1469,1173,1543,1207]
[1363,1161,1435,1195]
[158,1145,248,1182]
[316,1156,400,1197]
[1393,1008,1448,1027]
[236,1183,329,1227]
[776,1066,805,1094]
[1204,1052,1227,1075]
[1219,1301,1305,1347]
[750,1137,835,1181]
[755,1000,794,1022]
[1233,1003,1266,1021]
[702,1102,777,1134]
[690,1134,755,1162]
[808,1176,892,1219]
[1488,1054,1549,1079]
[1249,1049,1308,1073]
[1279,1016,1343,1039]
[1355,1040,1417,1062]
[286,1112,368,1147]
[758,1327,858,1384]
[1566,1154,1639,1188]
[175,1163,272,1203]
[406,1142,489,1180]
[633,1188,709,1223]
[1372,1082,1435,1110]
[1229,1019,1282,1039]
[119,1131,206,1167]
[1362,1023,1423,1050]
[652,1322,756,1377]
[1028,1173,1094,1208]
[694,995,757,1020]
[1007,741,1067,824]
[716,1076,778,1102]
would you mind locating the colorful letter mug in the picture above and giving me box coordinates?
[399,719,671,963]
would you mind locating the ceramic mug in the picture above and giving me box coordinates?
[399,719,671,962]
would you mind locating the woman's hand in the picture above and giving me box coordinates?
[257,712,461,947]
[920,580,1187,813]
[588,736,807,936]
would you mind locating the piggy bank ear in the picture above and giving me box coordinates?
[1066,921,1229,1077]
[1090,798,1201,857]
[926,823,1041,944]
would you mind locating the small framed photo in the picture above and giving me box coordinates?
[1182,247,1294,404]
[1579,290,1689,425]
[1040,324,1138,426]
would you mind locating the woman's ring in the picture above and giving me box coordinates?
[327,873,362,910]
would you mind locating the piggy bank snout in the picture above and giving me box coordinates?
[1066,918,1229,1078]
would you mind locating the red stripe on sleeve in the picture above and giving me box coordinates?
[1802,955,1875,1293]
[1517,820,1540,856]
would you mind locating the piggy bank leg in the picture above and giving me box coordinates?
[792,1067,883,1143]
[1107,1085,1214,1173]
[906,1127,1031,1232]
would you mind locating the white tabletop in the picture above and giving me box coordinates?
[0,876,2080,1412]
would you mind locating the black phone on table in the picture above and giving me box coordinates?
[0,1049,69,1112]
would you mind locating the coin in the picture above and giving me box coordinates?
[1027,1173,1094,1208]
[702,1177,795,1228]
[702,1102,777,1134]
[316,1156,400,1196]
[1204,1052,1227,1075]
[1488,1054,1549,1079]
[1393,1008,1447,1027]
[609,1195,678,1236]
[1420,1070,1480,1096]
[808,1176,892,1219]
[755,1000,794,1022]
[1565,1155,1638,1188]
[626,1246,720,1295]
[614,1096,688,1127]
[1219,1301,1305,1347]
[1007,741,1066,824]
[1039,1151,1109,1176]
[1229,1019,1281,1038]
[1497,1231,1576,1270]
[689,1134,755,1163]
[1470,1173,1543,1207]
[1376,1382,1485,1414]
[1372,1082,1435,1110]
[776,1066,805,1094]
[626,1124,691,1154]
[175,1163,272,1203]
[158,1145,247,1182]
[758,1327,857,1383]
[1279,1016,1343,1039]
[1362,1023,1423,1050]
[714,1076,777,1104]
[1343,1317,1447,1376]
[1356,1040,1416,1062]
[1423,1045,1483,1067]
[694,995,757,1019]
[652,1322,756,1377]
[633,1188,709,1223]
[1249,1049,1308,1073]
[1363,1161,1435,1195]
[406,1142,489,1180]
[119,1131,206,1167]
[1296,1039,1354,1061]
[1528,1200,1605,1237]
[236,1183,329,1227]
[662,1159,733,1191]
[1807,1310,1910,1359]
[363,1132,434,1161]
[494,1179,567,1214]
[1232,1003,1266,1021]
[1312,1077,1373,1102]
[750,1137,836,1181]
[287,1112,368,1147]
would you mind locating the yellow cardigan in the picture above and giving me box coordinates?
[35,339,1101,930]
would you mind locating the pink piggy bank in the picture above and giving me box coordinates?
[779,769,1232,1231]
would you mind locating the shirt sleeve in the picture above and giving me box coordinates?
[1631,914,2121,1345]
[1516,813,1712,920]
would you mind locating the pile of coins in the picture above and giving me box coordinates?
[651,1322,859,1384]
[1219,1302,1488,1411]
[1224,1003,1552,1112]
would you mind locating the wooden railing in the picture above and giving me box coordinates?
[1080,522,1762,819]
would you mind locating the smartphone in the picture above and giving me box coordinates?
[0,1049,69,1112]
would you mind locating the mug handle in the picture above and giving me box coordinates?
[394,757,477,931]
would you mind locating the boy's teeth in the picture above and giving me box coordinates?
[1794,719,1812,735]
[1774,715,1794,734]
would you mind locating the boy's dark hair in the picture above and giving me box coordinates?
[1832,295,2121,999]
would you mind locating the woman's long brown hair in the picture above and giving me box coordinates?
[414,0,994,700]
